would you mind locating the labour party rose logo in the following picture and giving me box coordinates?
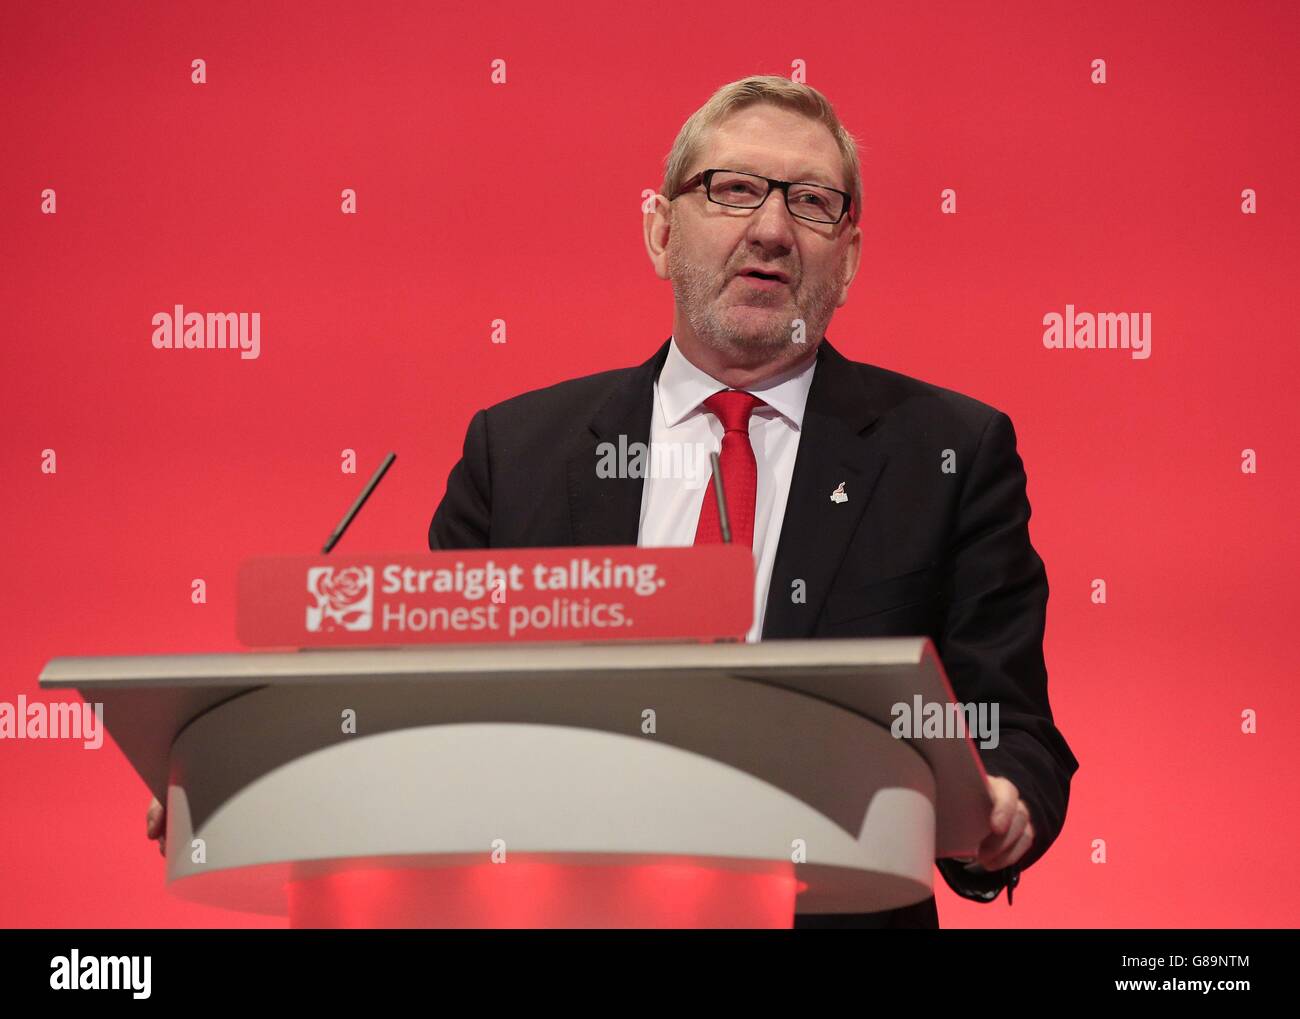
[306,565,375,632]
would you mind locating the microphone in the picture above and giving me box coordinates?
[321,452,397,553]
[708,450,732,544]
[708,451,743,645]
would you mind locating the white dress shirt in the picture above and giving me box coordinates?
[637,336,818,642]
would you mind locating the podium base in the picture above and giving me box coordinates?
[285,857,800,928]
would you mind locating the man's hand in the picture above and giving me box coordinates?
[145,796,166,857]
[976,775,1034,871]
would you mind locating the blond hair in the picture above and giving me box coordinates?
[661,75,862,225]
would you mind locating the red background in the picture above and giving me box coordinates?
[2,0,1296,928]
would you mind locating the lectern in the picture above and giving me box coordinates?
[39,637,992,927]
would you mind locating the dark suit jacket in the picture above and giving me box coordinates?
[428,336,1079,927]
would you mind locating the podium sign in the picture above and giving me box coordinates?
[238,544,754,648]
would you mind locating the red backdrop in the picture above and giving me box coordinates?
[3,0,1296,928]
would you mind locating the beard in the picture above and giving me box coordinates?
[667,241,844,363]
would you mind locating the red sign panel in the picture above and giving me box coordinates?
[237,545,753,648]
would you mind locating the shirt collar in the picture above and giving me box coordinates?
[657,335,818,430]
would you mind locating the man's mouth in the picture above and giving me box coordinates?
[735,268,791,289]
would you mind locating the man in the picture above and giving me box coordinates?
[427,76,1077,928]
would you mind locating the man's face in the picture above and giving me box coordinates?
[649,103,861,370]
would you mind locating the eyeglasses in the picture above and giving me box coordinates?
[673,168,853,225]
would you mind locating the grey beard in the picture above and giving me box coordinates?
[668,248,843,361]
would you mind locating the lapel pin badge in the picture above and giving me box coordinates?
[830,481,848,504]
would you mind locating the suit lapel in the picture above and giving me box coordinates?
[565,338,671,546]
[760,339,889,639]
[564,336,890,641]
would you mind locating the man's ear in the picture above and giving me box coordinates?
[643,194,672,281]
[836,223,862,307]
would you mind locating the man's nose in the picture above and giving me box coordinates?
[747,187,797,243]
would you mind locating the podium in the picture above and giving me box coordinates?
[39,637,993,927]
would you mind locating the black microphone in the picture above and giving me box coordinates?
[321,452,397,553]
[708,450,732,544]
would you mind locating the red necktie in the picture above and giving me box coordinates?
[694,390,766,550]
